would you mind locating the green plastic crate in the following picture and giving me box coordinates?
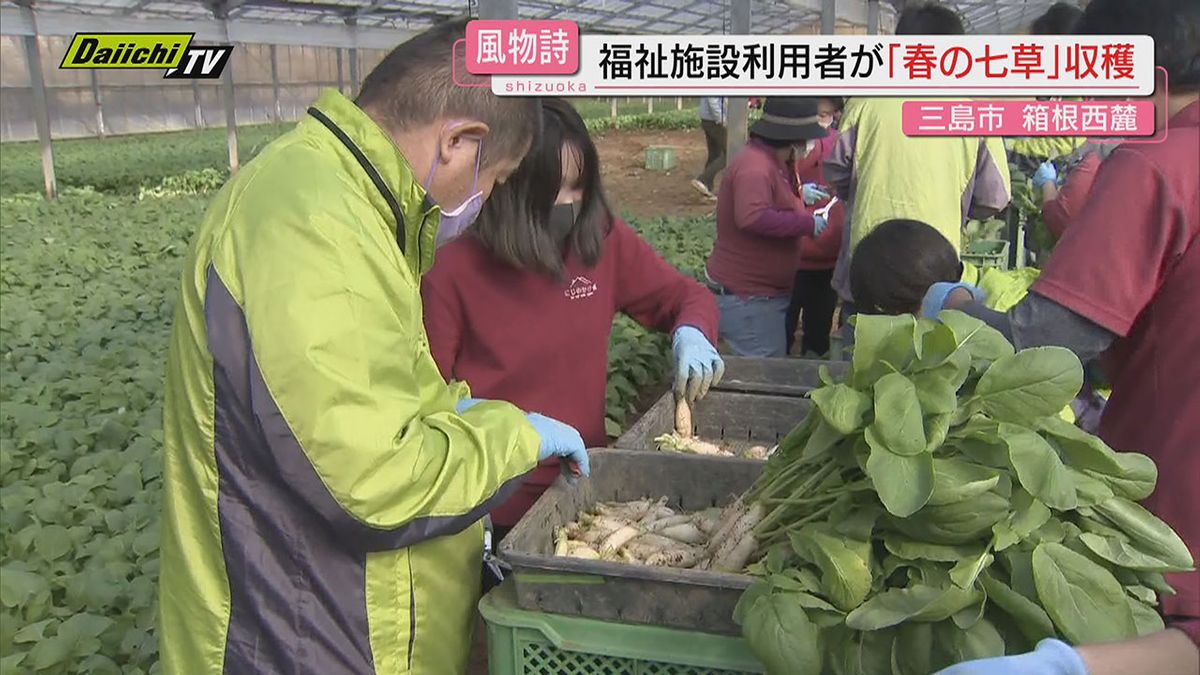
[480,581,763,675]
[644,146,678,171]
[962,239,1011,270]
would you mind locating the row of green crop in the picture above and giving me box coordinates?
[0,184,713,673]
[0,103,701,197]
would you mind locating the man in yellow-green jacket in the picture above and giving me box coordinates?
[823,5,1011,325]
[158,21,590,675]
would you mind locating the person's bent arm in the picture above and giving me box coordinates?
[732,167,817,238]
[223,213,540,553]
[938,144,1186,366]
[942,290,1117,364]
[1043,153,1101,238]
[612,219,719,342]
[823,125,857,199]
[612,220,724,399]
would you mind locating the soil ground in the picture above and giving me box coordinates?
[592,128,721,220]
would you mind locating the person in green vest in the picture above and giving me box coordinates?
[824,2,1012,329]
[157,20,591,675]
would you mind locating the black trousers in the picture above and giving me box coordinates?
[697,120,727,189]
[785,268,838,356]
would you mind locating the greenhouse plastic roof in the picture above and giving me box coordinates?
[4,0,821,34]
[1,0,1065,36]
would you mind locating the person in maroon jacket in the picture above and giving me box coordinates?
[785,96,844,357]
[930,0,1199,671]
[706,97,829,357]
[422,98,723,540]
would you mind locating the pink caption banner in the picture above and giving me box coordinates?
[465,20,579,75]
[902,100,1155,137]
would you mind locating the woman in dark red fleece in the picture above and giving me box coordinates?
[785,96,844,357]
[421,98,722,538]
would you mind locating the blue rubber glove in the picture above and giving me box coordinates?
[802,183,831,205]
[1032,161,1058,190]
[526,413,590,477]
[813,214,829,237]
[921,282,987,320]
[934,639,1088,675]
[672,326,726,402]
[455,398,485,414]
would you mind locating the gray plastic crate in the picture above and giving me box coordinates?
[614,390,811,454]
[499,449,764,635]
[716,356,849,397]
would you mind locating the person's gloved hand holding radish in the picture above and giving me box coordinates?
[671,326,725,403]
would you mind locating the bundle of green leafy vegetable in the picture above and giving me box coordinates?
[734,312,1193,675]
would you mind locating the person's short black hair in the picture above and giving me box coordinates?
[471,98,610,279]
[895,3,966,35]
[850,219,962,316]
[1030,2,1083,35]
[355,19,541,167]
[1075,0,1200,89]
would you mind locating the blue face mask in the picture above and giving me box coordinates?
[424,135,483,248]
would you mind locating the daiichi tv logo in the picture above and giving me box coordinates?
[60,33,233,79]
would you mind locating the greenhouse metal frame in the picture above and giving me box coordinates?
[0,0,1058,199]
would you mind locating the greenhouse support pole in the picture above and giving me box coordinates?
[346,17,360,98]
[90,69,106,137]
[20,7,56,200]
[725,0,751,161]
[822,0,837,34]
[269,44,281,122]
[867,0,881,34]
[478,0,519,19]
[336,48,345,94]
[192,80,204,127]
[218,16,239,172]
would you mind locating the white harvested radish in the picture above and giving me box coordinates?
[711,529,758,572]
[579,514,632,538]
[693,508,723,535]
[675,397,693,438]
[596,498,653,522]
[645,514,694,532]
[705,498,749,555]
[706,502,762,566]
[657,522,708,545]
[647,547,703,568]
[624,540,667,561]
[600,524,642,554]
[639,504,678,528]
[655,433,730,456]
[743,445,771,460]
[565,542,601,560]
[554,528,571,556]
[628,533,682,550]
